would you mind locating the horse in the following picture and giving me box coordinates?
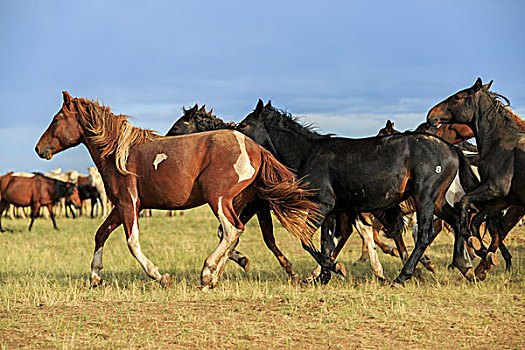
[76,175,101,218]
[237,100,480,286]
[35,91,320,291]
[427,78,525,279]
[88,167,111,217]
[166,104,235,135]
[168,104,392,281]
[0,172,81,231]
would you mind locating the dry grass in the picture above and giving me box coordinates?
[0,207,524,349]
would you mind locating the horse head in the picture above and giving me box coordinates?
[35,91,84,160]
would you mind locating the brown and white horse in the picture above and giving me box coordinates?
[35,92,320,291]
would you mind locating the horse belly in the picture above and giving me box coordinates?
[2,182,32,207]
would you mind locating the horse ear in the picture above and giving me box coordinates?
[265,100,272,108]
[386,119,393,129]
[62,91,72,109]
[209,108,213,115]
[192,103,198,111]
[483,80,493,90]
[472,77,483,92]
[255,99,264,112]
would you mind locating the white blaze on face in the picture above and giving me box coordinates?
[153,153,168,170]
[233,131,255,183]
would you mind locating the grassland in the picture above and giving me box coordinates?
[0,207,523,349]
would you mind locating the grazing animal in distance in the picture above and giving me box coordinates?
[0,172,81,231]
[35,91,320,291]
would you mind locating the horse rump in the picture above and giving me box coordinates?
[254,149,321,247]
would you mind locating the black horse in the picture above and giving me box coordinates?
[237,100,480,285]
[427,77,525,279]
[166,104,235,135]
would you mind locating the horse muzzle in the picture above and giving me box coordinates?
[35,145,53,160]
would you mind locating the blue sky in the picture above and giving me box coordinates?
[1,0,524,174]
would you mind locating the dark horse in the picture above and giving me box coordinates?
[166,104,235,135]
[237,100,480,285]
[0,172,81,231]
[35,92,320,291]
[427,78,525,279]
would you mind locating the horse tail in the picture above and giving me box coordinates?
[255,149,321,247]
[454,146,480,193]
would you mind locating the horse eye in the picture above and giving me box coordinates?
[454,95,463,101]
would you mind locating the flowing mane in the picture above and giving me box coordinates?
[487,91,525,133]
[68,97,159,175]
[262,106,331,141]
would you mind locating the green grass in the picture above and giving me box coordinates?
[0,207,524,348]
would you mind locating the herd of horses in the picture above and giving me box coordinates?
[17,77,522,291]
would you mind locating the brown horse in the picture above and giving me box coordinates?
[0,172,81,231]
[35,92,320,291]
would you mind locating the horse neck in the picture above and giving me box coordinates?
[265,125,315,170]
[473,92,519,158]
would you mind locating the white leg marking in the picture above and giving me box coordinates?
[233,131,255,183]
[203,196,243,287]
[153,153,168,170]
[127,190,162,280]
[356,221,385,279]
[90,247,104,279]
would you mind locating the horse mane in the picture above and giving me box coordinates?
[262,106,331,141]
[487,91,525,133]
[69,97,158,175]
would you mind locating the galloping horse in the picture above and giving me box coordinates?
[237,100,479,285]
[168,105,391,281]
[35,92,320,291]
[427,78,525,279]
[0,172,81,231]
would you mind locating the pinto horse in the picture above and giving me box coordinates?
[428,78,525,279]
[35,92,320,291]
[0,172,81,231]
[167,105,391,281]
[237,100,480,285]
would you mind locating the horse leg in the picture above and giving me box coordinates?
[355,219,385,280]
[410,219,438,273]
[393,204,437,286]
[28,203,41,231]
[0,201,8,232]
[47,204,58,230]
[121,192,171,288]
[90,208,122,287]
[201,196,244,292]
[372,220,399,257]
[436,201,475,280]
[257,204,299,281]
[354,240,369,264]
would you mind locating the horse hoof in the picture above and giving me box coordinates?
[464,268,475,282]
[468,237,481,251]
[200,284,211,293]
[427,263,436,274]
[239,257,250,272]
[160,274,171,288]
[90,275,103,288]
[391,248,400,258]
[335,262,347,277]
[447,263,455,270]
[391,281,405,288]
[487,252,499,266]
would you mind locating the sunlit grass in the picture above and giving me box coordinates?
[0,207,523,348]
